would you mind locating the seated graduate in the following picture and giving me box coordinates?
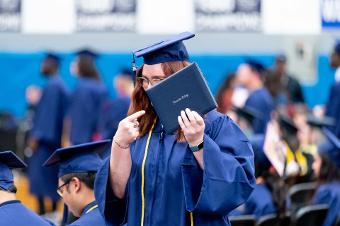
[43,140,111,226]
[229,134,278,219]
[0,151,54,226]
[312,128,340,226]
[93,32,256,226]
[277,115,314,184]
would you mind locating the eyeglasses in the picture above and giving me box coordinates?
[137,75,166,88]
[57,180,71,197]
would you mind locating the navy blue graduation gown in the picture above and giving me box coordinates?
[313,182,340,226]
[68,201,106,226]
[98,96,130,140]
[68,77,108,144]
[325,82,340,134]
[29,76,69,201]
[242,183,276,218]
[0,200,54,226]
[245,88,274,134]
[94,111,255,226]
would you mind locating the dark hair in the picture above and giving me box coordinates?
[317,153,340,184]
[264,69,283,98]
[60,172,97,190]
[77,56,100,80]
[255,165,288,222]
[216,73,235,113]
[41,58,59,76]
[127,61,190,139]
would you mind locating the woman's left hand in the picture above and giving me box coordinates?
[178,108,205,146]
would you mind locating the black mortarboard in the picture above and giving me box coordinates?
[334,41,340,56]
[278,115,298,135]
[234,106,263,125]
[245,59,266,75]
[0,151,27,190]
[132,31,195,71]
[43,140,111,177]
[76,49,98,59]
[250,134,272,176]
[45,52,60,65]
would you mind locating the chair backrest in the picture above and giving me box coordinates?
[230,215,256,226]
[256,214,291,226]
[288,182,317,211]
[294,204,328,226]
[335,215,340,226]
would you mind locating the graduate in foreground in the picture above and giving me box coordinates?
[94,32,256,226]
[0,151,53,226]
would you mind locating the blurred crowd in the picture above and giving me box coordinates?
[0,41,339,226]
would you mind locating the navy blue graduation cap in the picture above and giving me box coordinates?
[249,135,272,176]
[234,106,263,125]
[132,31,195,71]
[245,59,266,75]
[43,140,111,177]
[306,114,334,129]
[319,128,340,168]
[334,41,340,55]
[0,151,27,190]
[276,54,287,63]
[45,52,60,64]
[76,48,98,59]
[278,115,298,135]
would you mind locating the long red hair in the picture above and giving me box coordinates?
[127,61,190,138]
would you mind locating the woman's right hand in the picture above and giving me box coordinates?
[113,110,145,148]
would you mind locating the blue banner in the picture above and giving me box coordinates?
[321,0,340,29]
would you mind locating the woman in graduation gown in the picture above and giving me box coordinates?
[312,129,340,226]
[94,32,256,226]
[67,50,108,145]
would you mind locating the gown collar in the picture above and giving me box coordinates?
[81,200,98,216]
[0,200,20,208]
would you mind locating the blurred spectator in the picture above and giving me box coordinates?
[28,53,69,215]
[236,60,274,134]
[265,55,305,106]
[325,42,340,136]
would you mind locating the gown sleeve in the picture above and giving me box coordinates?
[313,185,339,226]
[94,157,128,226]
[182,113,256,216]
